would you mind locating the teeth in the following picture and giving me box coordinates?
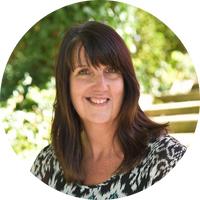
[89,98,108,104]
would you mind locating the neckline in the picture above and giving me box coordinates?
[76,173,119,189]
[72,135,166,190]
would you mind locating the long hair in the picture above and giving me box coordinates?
[51,21,169,185]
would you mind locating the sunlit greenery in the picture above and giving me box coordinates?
[1,77,55,158]
[0,1,196,159]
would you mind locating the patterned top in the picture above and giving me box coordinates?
[30,134,186,199]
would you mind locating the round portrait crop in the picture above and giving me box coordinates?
[29,21,187,199]
[1,2,198,199]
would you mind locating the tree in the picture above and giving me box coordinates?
[1,1,195,104]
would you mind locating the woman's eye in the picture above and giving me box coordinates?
[79,69,90,75]
[107,68,116,73]
[79,68,117,75]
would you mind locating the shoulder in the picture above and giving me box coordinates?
[30,144,55,170]
[149,134,187,160]
[147,134,187,184]
[34,144,55,159]
[30,144,61,184]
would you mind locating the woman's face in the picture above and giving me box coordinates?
[69,46,124,127]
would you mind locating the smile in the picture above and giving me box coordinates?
[86,97,109,106]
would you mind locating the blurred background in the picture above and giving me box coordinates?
[0,1,199,167]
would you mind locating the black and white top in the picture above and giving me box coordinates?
[30,134,186,199]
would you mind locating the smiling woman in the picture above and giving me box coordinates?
[30,21,186,199]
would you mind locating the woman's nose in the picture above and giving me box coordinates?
[91,72,108,93]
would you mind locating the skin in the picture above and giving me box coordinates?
[69,46,124,185]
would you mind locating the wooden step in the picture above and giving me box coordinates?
[144,100,200,116]
[154,90,200,103]
[151,113,199,133]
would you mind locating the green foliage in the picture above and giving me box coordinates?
[1,1,196,101]
[132,8,195,95]
[0,1,197,158]
[1,77,55,158]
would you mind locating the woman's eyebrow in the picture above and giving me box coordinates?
[74,65,107,70]
[74,64,89,70]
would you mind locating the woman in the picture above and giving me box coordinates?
[30,21,186,199]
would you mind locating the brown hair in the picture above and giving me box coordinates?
[51,21,169,185]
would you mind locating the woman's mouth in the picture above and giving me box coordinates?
[86,97,110,106]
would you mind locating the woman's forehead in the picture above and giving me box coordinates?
[69,41,120,72]
[72,45,91,68]
[73,45,86,61]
